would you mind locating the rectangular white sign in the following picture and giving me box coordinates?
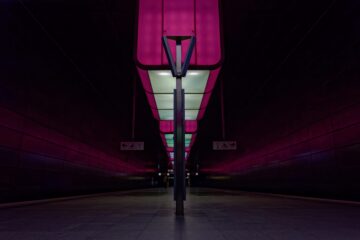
[213,141,237,150]
[120,142,144,151]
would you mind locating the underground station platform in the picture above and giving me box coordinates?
[1,0,360,239]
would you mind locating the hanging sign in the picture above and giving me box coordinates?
[120,142,144,151]
[213,141,237,150]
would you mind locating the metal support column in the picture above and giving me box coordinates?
[162,36,196,216]
[174,39,185,215]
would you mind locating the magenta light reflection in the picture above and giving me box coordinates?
[0,106,148,174]
[204,104,360,174]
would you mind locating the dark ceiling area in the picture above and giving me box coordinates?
[1,0,359,172]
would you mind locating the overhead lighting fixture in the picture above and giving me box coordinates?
[157,71,172,76]
[187,71,200,76]
[135,0,223,163]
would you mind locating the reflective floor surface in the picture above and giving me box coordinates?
[1,188,360,239]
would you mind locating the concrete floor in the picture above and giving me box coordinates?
[1,188,360,240]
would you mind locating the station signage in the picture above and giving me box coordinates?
[213,141,237,150]
[120,142,144,151]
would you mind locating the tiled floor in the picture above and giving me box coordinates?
[1,188,360,239]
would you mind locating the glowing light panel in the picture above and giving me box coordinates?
[135,0,223,163]
[149,70,209,94]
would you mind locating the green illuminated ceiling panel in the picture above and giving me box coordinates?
[185,134,192,140]
[148,70,211,159]
[184,110,199,120]
[158,110,173,120]
[165,134,192,140]
[154,94,203,110]
[166,139,174,148]
[154,94,173,109]
[165,134,192,148]
[149,70,210,94]
[150,70,208,120]
[165,134,173,140]
[167,141,190,148]
[184,94,203,109]
[158,110,199,120]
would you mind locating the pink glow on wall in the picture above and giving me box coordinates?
[0,106,147,174]
[204,102,360,174]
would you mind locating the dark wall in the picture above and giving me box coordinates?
[0,104,153,203]
[0,71,158,203]
[0,1,162,203]
[194,0,360,201]
[198,66,360,201]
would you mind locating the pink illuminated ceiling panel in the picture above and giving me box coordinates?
[204,68,221,93]
[163,0,194,37]
[136,0,163,66]
[136,0,222,68]
[136,0,223,162]
[166,147,191,152]
[195,0,222,66]
[160,120,197,133]
[163,0,196,65]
